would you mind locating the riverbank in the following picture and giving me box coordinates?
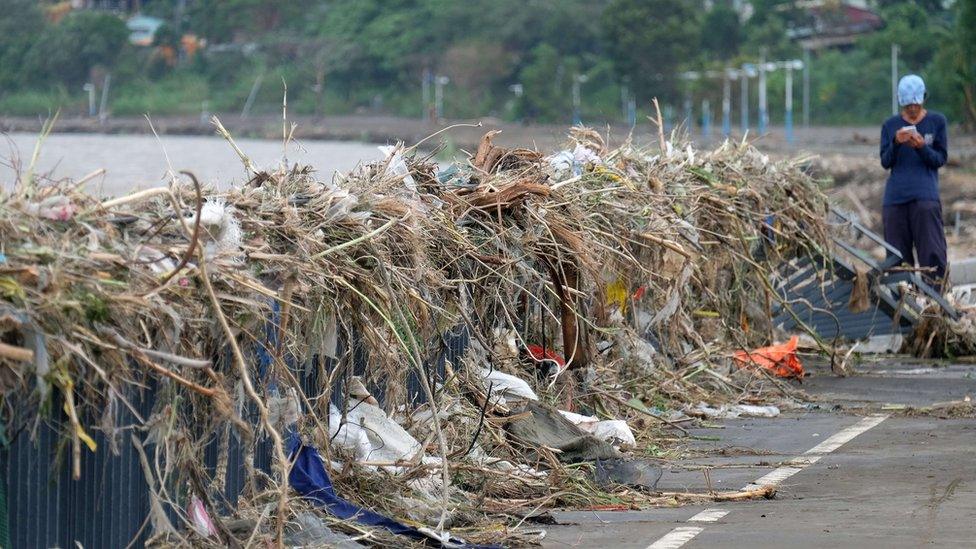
[8,113,970,158]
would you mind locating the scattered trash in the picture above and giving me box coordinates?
[475,366,539,405]
[558,410,636,447]
[1,124,909,545]
[283,512,363,548]
[340,400,424,469]
[593,458,663,490]
[187,495,218,539]
[850,334,904,354]
[507,401,619,463]
[288,434,493,549]
[692,403,781,419]
[733,336,805,379]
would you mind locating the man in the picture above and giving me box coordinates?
[880,74,949,291]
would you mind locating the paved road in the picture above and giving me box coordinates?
[542,359,976,548]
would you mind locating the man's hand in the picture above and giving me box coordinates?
[895,127,914,144]
[909,132,925,149]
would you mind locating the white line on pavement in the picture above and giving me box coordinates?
[741,414,888,491]
[687,509,730,522]
[644,413,889,549]
[645,526,704,549]
[741,466,804,490]
[804,414,889,456]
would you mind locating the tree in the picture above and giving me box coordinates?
[0,0,45,89]
[860,3,949,70]
[23,11,129,88]
[602,0,703,103]
[875,0,946,15]
[701,1,742,61]
[516,43,571,122]
[950,0,976,126]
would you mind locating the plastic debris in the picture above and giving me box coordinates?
[378,145,418,192]
[558,410,636,447]
[283,511,363,548]
[692,402,781,419]
[507,401,619,463]
[733,335,805,379]
[475,366,539,405]
[593,458,663,490]
[288,434,497,549]
[187,495,218,538]
[342,400,424,468]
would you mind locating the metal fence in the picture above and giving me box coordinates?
[2,327,470,548]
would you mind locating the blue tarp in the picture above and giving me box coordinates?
[287,434,501,548]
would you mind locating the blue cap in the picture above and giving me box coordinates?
[897,74,926,107]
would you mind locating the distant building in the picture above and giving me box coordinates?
[70,0,142,10]
[127,14,164,46]
[786,1,884,50]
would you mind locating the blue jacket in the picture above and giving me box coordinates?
[879,111,948,206]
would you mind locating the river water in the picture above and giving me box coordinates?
[1,132,383,196]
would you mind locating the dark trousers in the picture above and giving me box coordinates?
[883,199,948,291]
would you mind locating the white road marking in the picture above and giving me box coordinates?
[645,526,704,549]
[645,414,889,549]
[687,509,729,522]
[804,414,888,456]
[742,414,887,491]
[741,466,804,490]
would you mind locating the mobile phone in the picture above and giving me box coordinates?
[902,125,918,134]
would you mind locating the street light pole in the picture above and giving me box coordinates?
[422,68,431,122]
[785,63,795,144]
[741,64,755,134]
[572,73,588,125]
[702,99,711,139]
[434,75,449,121]
[758,54,768,135]
[803,48,811,128]
[722,70,732,137]
[891,43,899,115]
[621,81,629,122]
[83,83,96,117]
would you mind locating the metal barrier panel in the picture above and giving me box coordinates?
[2,326,471,548]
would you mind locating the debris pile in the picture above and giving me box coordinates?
[1,127,832,545]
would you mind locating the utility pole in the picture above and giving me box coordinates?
[741,63,756,134]
[572,73,588,125]
[891,43,900,115]
[422,69,431,122]
[722,69,733,137]
[241,72,264,119]
[785,62,795,144]
[758,51,768,135]
[434,75,449,121]
[83,83,96,117]
[683,91,693,132]
[702,99,711,140]
[98,73,111,124]
[620,79,629,122]
[802,48,811,128]
[508,83,523,121]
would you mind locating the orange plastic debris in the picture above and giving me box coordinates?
[733,335,804,379]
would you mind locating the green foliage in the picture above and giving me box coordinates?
[111,72,210,116]
[860,3,949,70]
[0,0,45,89]
[23,11,129,89]
[937,0,976,127]
[0,0,969,125]
[701,3,742,61]
[516,44,571,122]
[0,89,75,117]
[602,0,703,103]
